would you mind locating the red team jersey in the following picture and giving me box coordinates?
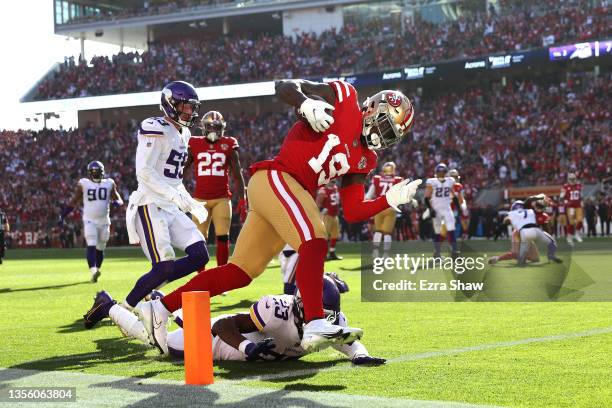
[250,81,377,196]
[562,183,582,208]
[189,135,239,200]
[450,182,464,210]
[318,184,341,216]
[372,175,403,197]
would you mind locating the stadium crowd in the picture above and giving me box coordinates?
[36,1,610,99]
[2,73,610,247]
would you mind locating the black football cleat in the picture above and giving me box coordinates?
[83,290,116,329]
[326,252,343,261]
[549,256,563,264]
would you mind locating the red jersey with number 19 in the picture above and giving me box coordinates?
[249,81,377,197]
[189,135,239,200]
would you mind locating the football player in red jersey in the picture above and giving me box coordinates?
[448,169,469,239]
[316,182,342,261]
[137,79,420,353]
[186,111,246,267]
[559,172,583,245]
[366,161,403,258]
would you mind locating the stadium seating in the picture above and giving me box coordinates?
[35,1,610,100]
[3,73,609,242]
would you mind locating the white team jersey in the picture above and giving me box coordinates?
[134,116,191,209]
[508,208,537,230]
[79,178,114,223]
[167,294,367,361]
[427,177,455,209]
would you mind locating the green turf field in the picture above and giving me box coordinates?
[0,240,611,407]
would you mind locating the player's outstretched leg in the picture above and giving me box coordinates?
[83,290,116,329]
[137,262,253,354]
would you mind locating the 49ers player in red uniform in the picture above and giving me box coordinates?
[138,79,420,354]
[316,182,342,261]
[366,162,402,258]
[186,111,246,267]
[448,169,469,239]
[560,172,583,245]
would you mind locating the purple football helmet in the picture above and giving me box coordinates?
[510,200,525,211]
[160,81,201,127]
[87,160,105,182]
[435,163,448,179]
[293,274,342,325]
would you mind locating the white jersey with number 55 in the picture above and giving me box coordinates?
[79,178,115,224]
[134,117,192,210]
[427,177,455,209]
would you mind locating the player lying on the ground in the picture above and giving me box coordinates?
[134,79,421,355]
[504,200,562,266]
[84,81,210,329]
[83,275,385,365]
[59,161,123,282]
[489,194,551,265]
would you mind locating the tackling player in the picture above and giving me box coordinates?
[424,164,464,258]
[560,173,583,245]
[186,111,246,266]
[136,80,420,355]
[59,161,123,282]
[505,200,562,266]
[316,182,342,260]
[84,275,385,365]
[84,82,210,333]
[366,162,403,258]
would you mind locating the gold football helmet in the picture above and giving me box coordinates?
[382,161,396,176]
[200,110,226,142]
[567,172,577,183]
[362,90,414,150]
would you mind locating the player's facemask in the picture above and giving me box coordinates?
[361,90,414,150]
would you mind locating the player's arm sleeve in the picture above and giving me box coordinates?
[135,132,177,202]
[340,174,389,222]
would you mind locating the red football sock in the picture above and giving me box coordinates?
[566,225,575,235]
[295,238,327,322]
[216,236,230,266]
[330,238,337,251]
[161,263,251,312]
[499,251,515,261]
[576,222,583,232]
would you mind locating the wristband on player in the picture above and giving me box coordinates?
[238,339,253,354]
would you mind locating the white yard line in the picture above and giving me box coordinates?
[235,326,612,382]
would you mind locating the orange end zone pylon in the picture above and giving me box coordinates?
[182,291,214,385]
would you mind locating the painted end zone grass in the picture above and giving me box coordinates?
[0,239,611,407]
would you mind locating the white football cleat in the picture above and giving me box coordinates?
[135,299,170,355]
[301,318,363,352]
[566,235,574,246]
[90,267,101,283]
[574,234,583,243]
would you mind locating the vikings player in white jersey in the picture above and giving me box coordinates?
[59,161,123,282]
[83,275,385,366]
[83,82,210,347]
[505,200,562,266]
[424,163,464,258]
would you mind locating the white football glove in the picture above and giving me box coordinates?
[171,191,193,213]
[189,199,208,224]
[298,97,335,132]
[385,179,423,212]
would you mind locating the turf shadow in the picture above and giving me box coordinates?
[283,383,346,392]
[0,281,90,294]
[211,299,255,313]
[215,358,345,382]
[56,318,114,334]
